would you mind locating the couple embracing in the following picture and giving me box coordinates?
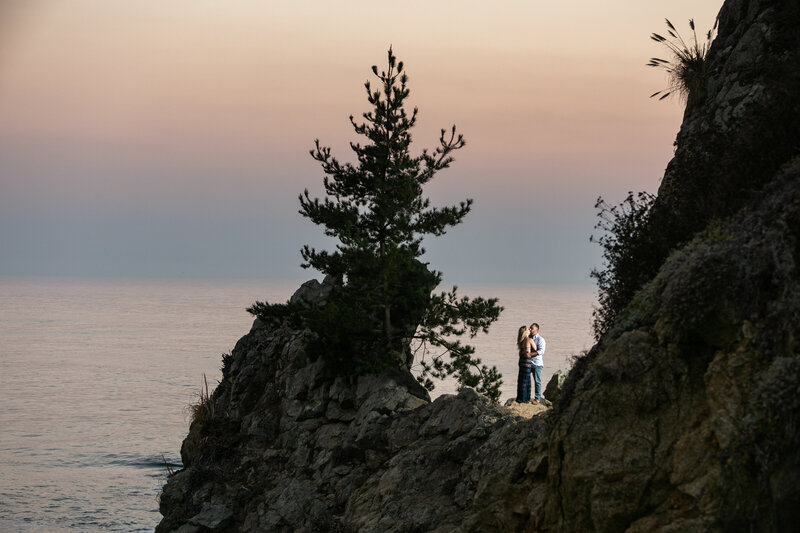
[516,323,546,405]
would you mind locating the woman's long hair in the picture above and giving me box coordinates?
[517,325,528,348]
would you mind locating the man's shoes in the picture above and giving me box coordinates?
[532,399,539,405]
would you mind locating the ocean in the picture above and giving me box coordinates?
[0,277,596,531]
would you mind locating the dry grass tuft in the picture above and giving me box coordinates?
[189,373,214,426]
[648,18,718,105]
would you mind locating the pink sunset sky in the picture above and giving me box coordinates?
[0,0,722,284]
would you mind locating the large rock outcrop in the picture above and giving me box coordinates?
[541,162,800,532]
[157,279,550,532]
[157,0,800,530]
[539,0,800,528]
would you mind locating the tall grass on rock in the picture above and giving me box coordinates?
[188,373,214,427]
[648,18,718,106]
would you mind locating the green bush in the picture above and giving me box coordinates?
[590,191,656,339]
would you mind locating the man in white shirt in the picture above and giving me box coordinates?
[529,323,546,404]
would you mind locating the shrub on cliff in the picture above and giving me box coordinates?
[250,48,503,401]
[590,191,657,339]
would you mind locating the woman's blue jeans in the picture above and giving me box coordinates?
[516,359,533,403]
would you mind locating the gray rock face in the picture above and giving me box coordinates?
[158,1,800,530]
[543,370,566,404]
[288,274,336,306]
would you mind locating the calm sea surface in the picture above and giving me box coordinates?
[0,277,596,531]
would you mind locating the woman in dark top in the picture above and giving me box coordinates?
[515,325,534,403]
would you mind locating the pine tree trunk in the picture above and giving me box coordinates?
[380,239,392,347]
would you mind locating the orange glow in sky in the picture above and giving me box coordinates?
[0,0,723,282]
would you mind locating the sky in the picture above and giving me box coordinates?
[0,0,723,286]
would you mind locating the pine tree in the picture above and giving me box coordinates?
[261,48,503,400]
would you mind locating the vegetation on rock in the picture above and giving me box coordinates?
[249,48,503,401]
[589,191,656,339]
[648,18,717,106]
[187,373,214,427]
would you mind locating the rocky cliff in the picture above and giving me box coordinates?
[157,278,552,532]
[652,0,800,250]
[157,0,800,530]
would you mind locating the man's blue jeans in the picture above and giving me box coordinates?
[533,365,543,401]
[516,359,533,403]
